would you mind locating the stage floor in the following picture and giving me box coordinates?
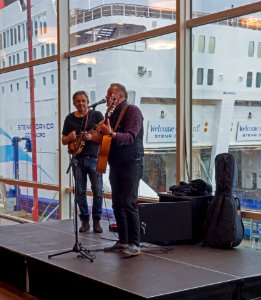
[0,219,261,299]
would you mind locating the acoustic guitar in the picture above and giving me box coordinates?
[96,98,117,173]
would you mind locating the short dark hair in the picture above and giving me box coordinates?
[72,91,89,104]
[110,83,128,99]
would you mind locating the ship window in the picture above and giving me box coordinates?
[90,91,96,102]
[51,43,56,55]
[258,42,261,58]
[43,21,47,34]
[87,67,92,77]
[197,68,204,85]
[16,83,19,91]
[14,28,17,44]
[12,55,15,65]
[208,36,215,54]
[198,35,205,53]
[25,80,28,89]
[10,84,13,92]
[40,21,43,35]
[46,44,50,56]
[21,23,25,41]
[207,69,214,85]
[51,74,54,84]
[6,30,10,47]
[33,48,37,59]
[17,25,21,43]
[34,79,36,87]
[8,56,11,66]
[256,72,261,88]
[1,86,4,94]
[73,70,77,80]
[248,41,255,57]
[25,22,28,40]
[10,28,13,46]
[43,77,46,86]
[127,90,136,105]
[0,33,2,50]
[24,51,27,62]
[192,34,194,52]
[34,20,38,37]
[246,71,253,87]
[41,45,45,58]
[2,59,5,68]
[3,32,6,48]
[16,53,19,64]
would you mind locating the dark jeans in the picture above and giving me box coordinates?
[109,159,143,247]
[74,157,103,221]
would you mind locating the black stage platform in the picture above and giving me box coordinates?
[0,219,261,300]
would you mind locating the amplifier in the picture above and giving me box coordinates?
[138,201,192,245]
[158,193,213,242]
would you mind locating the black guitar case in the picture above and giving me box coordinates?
[203,153,244,249]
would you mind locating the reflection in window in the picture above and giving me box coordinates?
[127,90,136,104]
[208,36,215,53]
[247,71,252,87]
[197,68,204,85]
[24,51,27,62]
[87,67,92,77]
[248,41,254,57]
[198,35,205,53]
[256,72,261,88]
[73,70,77,80]
[207,69,214,85]
[90,91,96,102]
[258,42,261,58]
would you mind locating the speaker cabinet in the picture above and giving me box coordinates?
[158,193,213,242]
[138,202,192,244]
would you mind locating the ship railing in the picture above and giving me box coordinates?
[69,3,176,27]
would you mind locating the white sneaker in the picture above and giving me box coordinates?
[122,244,141,256]
[104,241,128,252]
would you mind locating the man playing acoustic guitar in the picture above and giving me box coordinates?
[99,83,144,256]
[62,91,104,233]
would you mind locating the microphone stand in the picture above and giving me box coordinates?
[48,152,95,262]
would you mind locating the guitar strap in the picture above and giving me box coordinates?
[113,104,129,131]
[83,111,89,131]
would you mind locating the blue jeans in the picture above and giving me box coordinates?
[74,157,103,221]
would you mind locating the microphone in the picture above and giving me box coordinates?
[88,99,106,109]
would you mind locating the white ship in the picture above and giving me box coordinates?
[0,0,261,219]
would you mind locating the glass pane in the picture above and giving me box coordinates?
[0,63,59,185]
[0,183,59,222]
[192,0,260,16]
[69,0,176,50]
[192,14,261,216]
[69,32,176,198]
[0,0,57,68]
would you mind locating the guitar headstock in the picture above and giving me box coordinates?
[105,96,118,119]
